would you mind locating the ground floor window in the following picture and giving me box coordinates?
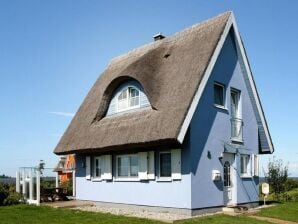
[116,154,138,178]
[159,152,172,178]
[93,157,102,179]
[240,154,251,177]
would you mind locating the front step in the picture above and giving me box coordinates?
[223,206,249,214]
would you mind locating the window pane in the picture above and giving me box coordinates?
[241,155,249,174]
[118,89,127,100]
[129,87,139,97]
[95,158,101,177]
[118,157,129,177]
[214,84,224,106]
[130,155,138,177]
[160,153,171,177]
[129,96,139,107]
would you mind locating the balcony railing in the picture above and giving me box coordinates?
[231,118,243,142]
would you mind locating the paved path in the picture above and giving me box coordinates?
[43,200,93,208]
[249,215,297,224]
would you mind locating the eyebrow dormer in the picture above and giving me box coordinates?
[106,80,151,116]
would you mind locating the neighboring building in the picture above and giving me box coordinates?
[54,154,75,185]
[54,12,274,215]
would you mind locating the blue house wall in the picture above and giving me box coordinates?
[188,31,259,209]
[74,31,260,210]
[75,148,192,208]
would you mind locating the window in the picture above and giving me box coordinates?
[230,88,243,142]
[116,154,138,178]
[240,154,251,177]
[223,161,231,187]
[117,87,140,112]
[214,82,225,107]
[93,157,102,179]
[159,152,172,178]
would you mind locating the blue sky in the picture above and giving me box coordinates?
[0,1,297,177]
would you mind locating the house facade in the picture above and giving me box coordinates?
[54,12,273,214]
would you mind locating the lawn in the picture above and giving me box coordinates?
[257,202,298,222]
[0,205,271,224]
[0,205,160,224]
[175,214,270,224]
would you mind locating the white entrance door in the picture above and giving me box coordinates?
[223,153,236,206]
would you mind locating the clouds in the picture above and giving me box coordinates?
[49,111,74,117]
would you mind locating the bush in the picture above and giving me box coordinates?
[0,183,23,206]
[3,192,24,205]
[285,179,298,191]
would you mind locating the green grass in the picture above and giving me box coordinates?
[0,205,272,224]
[257,202,298,222]
[175,214,270,224]
[0,205,161,224]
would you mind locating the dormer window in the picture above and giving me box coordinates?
[106,80,151,116]
[117,87,140,112]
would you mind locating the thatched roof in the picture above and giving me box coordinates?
[54,12,231,155]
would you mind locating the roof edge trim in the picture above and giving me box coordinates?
[177,12,234,143]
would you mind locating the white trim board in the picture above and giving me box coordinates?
[177,12,274,154]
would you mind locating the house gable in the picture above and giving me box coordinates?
[177,13,273,154]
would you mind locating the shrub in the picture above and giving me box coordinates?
[0,183,23,206]
[3,192,24,205]
[285,179,298,191]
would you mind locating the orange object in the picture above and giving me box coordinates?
[54,155,75,184]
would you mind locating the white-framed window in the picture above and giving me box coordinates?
[230,88,243,142]
[93,156,102,180]
[240,154,251,177]
[117,86,140,112]
[116,154,139,178]
[252,154,259,176]
[158,149,182,181]
[214,82,225,108]
[159,151,172,178]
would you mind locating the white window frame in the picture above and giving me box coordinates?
[115,154,139,181]
[240,154,251,178]
[116,86,141,113]
[158,151,172,181]
[214,82,226,109]
[92,156,102,181]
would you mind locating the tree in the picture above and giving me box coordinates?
[264,157,288,197]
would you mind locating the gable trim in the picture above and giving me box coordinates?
[177,13,274,153]
[177,13,233,143]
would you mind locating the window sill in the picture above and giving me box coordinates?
[214,104,228,111]
[156,177,172,182]
[240,175,252,179]
[114,178,140,182]
[91,178,102,182]
[231,138,244,144]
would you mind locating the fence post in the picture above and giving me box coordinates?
[29,169,34,202]
[22,169,27,199]
[36,169,40,206]
[16,171,20,193]
[72,170,76,197]
[55,172,59,188]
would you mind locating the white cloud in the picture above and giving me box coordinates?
[49,111,74,117]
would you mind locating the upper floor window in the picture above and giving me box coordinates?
[117,87,140,112]
[106,81,151,116]
[230,88,243,142]
[214,82,225,107]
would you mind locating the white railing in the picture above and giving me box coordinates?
[231,118,243,142]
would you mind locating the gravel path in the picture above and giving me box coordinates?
[73,204,215,222]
